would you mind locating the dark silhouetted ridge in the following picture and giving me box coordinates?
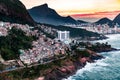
[0,0,35,25]
[113,13,120,25]
[28,4,78,25]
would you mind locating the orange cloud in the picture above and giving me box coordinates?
[71,10,120,20]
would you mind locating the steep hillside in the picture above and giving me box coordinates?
[0,0,35,25]
[28,4,78,25]
[95,17,112,26]
[113,13,120,25]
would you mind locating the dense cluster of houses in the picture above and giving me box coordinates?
[0,21,70,65]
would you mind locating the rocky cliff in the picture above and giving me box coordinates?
[28,4,78,25]
[0,0,35,25]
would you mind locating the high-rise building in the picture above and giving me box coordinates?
[114,23,119,33]
[57,31,70,43]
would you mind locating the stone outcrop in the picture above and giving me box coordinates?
[42,49,103,80]
[0,0,35,25]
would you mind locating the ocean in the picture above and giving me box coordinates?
[65,34,120,80]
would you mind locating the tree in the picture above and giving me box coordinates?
[0,28,35,60]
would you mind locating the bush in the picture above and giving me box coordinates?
[0,28,35,60]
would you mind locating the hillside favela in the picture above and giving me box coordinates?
[0,0,120,80]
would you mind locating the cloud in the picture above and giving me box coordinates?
[71,10,120,20]
[21,0,120,16]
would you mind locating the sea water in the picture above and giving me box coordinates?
[65,34,120,80]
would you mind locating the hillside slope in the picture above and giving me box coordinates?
[0,0,35,25]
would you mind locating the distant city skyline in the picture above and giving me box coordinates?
[20,0,120,22]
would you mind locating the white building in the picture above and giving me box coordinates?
[114,23,119,33]
[57,31,70,44]
[0,21,4,27]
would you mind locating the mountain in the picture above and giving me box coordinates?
[95,17,112,26]
[77,20,88,24]
[113,13,120,25]
[28,4,78,25]
[0,0,35,25]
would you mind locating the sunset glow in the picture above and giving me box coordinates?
[20,0,120,21]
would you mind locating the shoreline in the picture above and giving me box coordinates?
[0,41,117,80]
[43,47,118,80]
[43,49,105,80]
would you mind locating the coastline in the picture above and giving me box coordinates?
[42,44,117,80]
[40,49,112,80]
[0,40,117,80]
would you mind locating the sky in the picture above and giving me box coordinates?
[20,0,120,22]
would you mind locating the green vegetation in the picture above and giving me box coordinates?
[0,48,89,80]
[87,42,112,52]
[0,67,39,80]
[0,27,36,60]
[75,50,90,57]
[0,58,67,80]
[0,41,105,80]
[34,27,56,39]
